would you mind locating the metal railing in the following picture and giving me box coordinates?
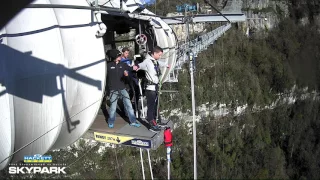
[166,23,231,82]
[165,0,243,82]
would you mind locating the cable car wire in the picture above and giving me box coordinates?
[26,4,184,22]
[203,0,230,23]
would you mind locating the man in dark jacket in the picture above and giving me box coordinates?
[106,49,140,128]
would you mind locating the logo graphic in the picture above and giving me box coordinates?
[9,166,66,174]
[131,140,149,147]
[8,154,66,174]
[24,154,52,163]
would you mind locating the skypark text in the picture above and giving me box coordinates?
[9,166,66,174]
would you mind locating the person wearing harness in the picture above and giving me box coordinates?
[136,46,169,132]
[106,49,140,128]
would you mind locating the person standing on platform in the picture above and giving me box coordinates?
[106,49,140,128]
[120,47,139,116]
[120,47,132,66]
[136,46,170,132]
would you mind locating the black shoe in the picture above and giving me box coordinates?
[149,125,161,133]
[150,119,158,127]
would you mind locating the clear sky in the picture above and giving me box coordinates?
[143,0,153,4]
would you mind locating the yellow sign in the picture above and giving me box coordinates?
[94,132,133,144]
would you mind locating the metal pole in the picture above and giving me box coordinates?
[167,147,171,180]
[185,6,197,180]
[190,52,197,180]
[183,9,188,65]
[140,148,145,180]
[168,160,170,180]
[147,149,154,180]
[138,80,145,118]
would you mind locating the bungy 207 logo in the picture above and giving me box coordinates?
[24,154,52,163]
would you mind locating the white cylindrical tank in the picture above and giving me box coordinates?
[0,0,106,169]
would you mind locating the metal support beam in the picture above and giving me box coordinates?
[147,149,154,180]
[183,7,197,179]
[112,39,136,43]
[162,14,245,24]
[160,90,179,93]
[140,148,145,180]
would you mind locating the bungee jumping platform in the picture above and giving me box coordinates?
[83,106,173,150]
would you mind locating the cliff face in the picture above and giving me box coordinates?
[168,0,290,40]
[166,13,206,41]
[242,0,289,32]
[166,0,233,41]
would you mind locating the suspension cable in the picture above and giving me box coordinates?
[27,4,117,12]
[214,44,217,179]
[101,0,112,6]
[26,4,183,23]
[203,0,231,23]
[221,25,225,177]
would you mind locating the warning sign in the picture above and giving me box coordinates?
[93,132,152,149]
[94,132,133,144]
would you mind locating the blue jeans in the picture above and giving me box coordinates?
[108,89,137,124]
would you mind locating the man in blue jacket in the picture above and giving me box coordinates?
[120,47,132,66]
[106,49,140,128]
[120,47,140,115]
[120,47,139,85]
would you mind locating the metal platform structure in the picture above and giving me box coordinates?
[84,107,173,150]
[83,0,246,149]
[162,13,245,24]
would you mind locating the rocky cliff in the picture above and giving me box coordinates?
[242,0,289,32]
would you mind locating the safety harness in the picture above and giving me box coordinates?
[144,59,161,85]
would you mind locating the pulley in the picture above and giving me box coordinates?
[135,34,147,45]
